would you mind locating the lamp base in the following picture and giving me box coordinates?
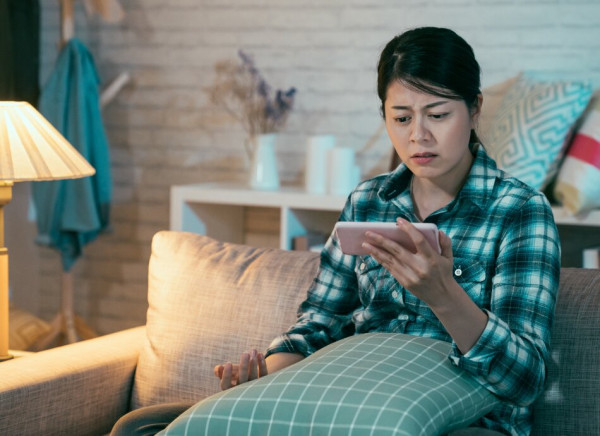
[0,354,14,362]
[29,270,97,351]
[31,312,97,351]
[0,185,12,361]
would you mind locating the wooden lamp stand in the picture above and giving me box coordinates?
[0,182,14,361]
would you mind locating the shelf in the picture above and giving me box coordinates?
[551,206,600,227]
[170,183,600,252]
[170,183,347,250]
[171,182,347,211]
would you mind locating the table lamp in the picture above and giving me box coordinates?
[0,101,95,361]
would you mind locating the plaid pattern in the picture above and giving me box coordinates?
[267,146,561,436]
[160,333,499,436]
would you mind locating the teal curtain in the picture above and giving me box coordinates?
[32,39,113,272]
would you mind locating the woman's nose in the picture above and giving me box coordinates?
[410,119,430,142]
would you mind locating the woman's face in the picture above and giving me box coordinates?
[384,80,481,188]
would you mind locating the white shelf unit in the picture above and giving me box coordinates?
[548,207,600,227]
[170,183,600,250]
[170,183,347,250]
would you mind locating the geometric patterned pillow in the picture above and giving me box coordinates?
[486,75,592,190]
[159,333,500,436]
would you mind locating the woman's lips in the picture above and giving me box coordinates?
[411,153,437,165]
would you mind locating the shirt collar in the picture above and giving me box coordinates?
[377,145,498,211]
[456,145,498,210]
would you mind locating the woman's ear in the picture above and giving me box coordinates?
[470,94,483,128]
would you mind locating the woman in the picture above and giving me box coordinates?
[216,27,560,435]
[113,27,560,436]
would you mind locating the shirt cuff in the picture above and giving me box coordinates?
[449,309,510,377]
[265,334,312,359]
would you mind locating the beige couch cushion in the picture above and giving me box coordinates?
[132,231,319,409]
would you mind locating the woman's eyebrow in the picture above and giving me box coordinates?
[390,101,449,110]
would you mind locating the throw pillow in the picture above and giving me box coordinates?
[159,333,500,436]
[131,231,319,409]
[553,92,600,214]
[486,75,592,190]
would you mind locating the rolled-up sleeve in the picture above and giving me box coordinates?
[450,194,561,406]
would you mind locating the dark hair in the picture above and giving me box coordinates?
[377,27,481,126]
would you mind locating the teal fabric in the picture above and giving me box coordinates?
[159,334,500,436]
[32,38,112,271]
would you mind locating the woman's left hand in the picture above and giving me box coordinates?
[214,349,268,390]
[362,218,454,306]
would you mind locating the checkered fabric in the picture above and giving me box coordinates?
[159,333,499,436]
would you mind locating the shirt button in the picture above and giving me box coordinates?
[392,291,399,299]
[360,263,366,271]
[454,268,462,277]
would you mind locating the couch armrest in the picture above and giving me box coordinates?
[0,326,145,436]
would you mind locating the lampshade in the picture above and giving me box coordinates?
[0,101,95,181]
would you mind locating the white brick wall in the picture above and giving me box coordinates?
[7,0,600,335]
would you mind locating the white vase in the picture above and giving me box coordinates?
[249,133,280,190]
[305,135,336,194]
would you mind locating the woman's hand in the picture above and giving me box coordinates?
[363,217,488,353]
[362,217,454,307]
[214,349,268,390]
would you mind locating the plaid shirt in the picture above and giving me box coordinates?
[266,146,561,436]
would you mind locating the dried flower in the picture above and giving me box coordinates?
[206,50,296,159]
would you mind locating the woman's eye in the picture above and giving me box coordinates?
[395,116,411,124]
[430,113,449,120]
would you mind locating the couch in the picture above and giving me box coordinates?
[0,231,598,435]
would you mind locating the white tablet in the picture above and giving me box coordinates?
[334,221,441,256]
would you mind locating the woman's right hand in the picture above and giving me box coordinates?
[213,349,268,390]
